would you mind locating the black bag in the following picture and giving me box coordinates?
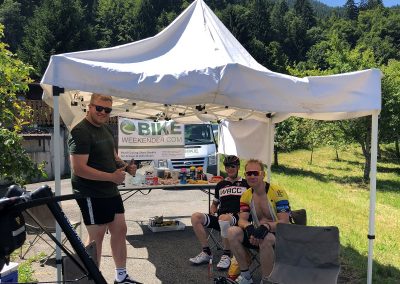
[0,185,27,269]
[0,210,26,258]
[290,209,307,225]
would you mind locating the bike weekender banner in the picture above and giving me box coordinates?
[118,117,185,160]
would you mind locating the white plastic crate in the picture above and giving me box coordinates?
[147,220,185,232]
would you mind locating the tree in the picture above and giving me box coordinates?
[270,0,289,44]
[322,35,378,181]
[356,8,399,65]
[274,117,308,166]
[19,0,96,77]
[219,4,251,48]
[380,60,400,157]
[360,0,383,10]
[284,11,308,62]
[0,24,45,185]
[0,0,24,52]
[95,0,135,47]
[293,0,316,29]
[248,0,274,43]
[134,0,158,39]
[344,0,358,20]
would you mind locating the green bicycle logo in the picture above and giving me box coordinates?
[120,120,136,135]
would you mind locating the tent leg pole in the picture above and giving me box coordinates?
[52,86,64,283]
[266,119,273,183]
[367,111,378,284]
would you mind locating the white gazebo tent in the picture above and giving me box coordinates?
[40,0,381,283]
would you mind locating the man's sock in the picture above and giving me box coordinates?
[240,269,251,280]
[202,246,212,255]
[115,268,127,282]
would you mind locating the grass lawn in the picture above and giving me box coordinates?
[263,145,400,283]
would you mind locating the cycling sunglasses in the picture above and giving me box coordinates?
[224,164,238,169]
[245,171,263,177]
[91,104,112,114]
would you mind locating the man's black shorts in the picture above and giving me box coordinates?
[77,195,125,225]
[203,213,239,230]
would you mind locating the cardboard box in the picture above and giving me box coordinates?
[0,262,18,283]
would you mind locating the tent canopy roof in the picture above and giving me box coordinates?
[41,0,381,129]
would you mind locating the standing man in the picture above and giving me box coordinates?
[68,93,141,284]
[227,159,291,284]
[189,155,249,270]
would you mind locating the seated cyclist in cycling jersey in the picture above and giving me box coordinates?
[189,155,249,270]
[227,159,291,284]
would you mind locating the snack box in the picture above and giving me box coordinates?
[147,220,185,232]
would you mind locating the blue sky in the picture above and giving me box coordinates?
[317,0,399,7]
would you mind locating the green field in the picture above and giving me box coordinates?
[253,146,400,283]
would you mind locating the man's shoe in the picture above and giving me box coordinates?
[189,251,212,264]
[114,274,143,284]
[235,275,254,284]
[216,255,231,270]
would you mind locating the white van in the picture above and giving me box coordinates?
[153,123,218,175]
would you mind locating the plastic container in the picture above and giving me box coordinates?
[147,220,185,232]
[0,262,18,283]
[171,170,180,180]
[189,166,196,180]
[227,256,240,280]
[145,170,155,185]
[196,166,203,180]
[179,168,187,184]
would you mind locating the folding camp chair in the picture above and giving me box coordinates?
[248,209,307,276]
[207,228,223,251]
[264,223,340,284]
[20,204,81,266]
[62,241,97,284]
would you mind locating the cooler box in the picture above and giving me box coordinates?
[0,262,18,283]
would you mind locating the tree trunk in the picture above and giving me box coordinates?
[274,147,279,166]
[309,146,314,165]
[396,138,400,158]
[360,130,371,182]
[377,144,381,160]
[335,149,340,161]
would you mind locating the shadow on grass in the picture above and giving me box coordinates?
[272,165,400,194]
[271,164,364,185]
[340,244,400,284]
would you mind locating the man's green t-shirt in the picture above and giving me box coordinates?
[68,119,119,198]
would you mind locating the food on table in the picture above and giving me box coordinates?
[209,175,224,183]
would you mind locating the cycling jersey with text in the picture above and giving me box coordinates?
[214,178,249,215]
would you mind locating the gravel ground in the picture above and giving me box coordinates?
[18,179,261,284]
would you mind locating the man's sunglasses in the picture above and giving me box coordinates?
[245,171,263,177]
[91,104,112,114]
[224,164,238,169]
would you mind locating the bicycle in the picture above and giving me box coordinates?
[0,184,107,283]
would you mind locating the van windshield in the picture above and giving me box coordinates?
[184,124,214,145]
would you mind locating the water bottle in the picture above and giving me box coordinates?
[190,166,196,180]
[196,166,203,180]
[179,168,187,184]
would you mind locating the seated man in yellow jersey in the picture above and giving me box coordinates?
[227,159,291,284]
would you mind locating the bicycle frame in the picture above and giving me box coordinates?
[0,185,107,284]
